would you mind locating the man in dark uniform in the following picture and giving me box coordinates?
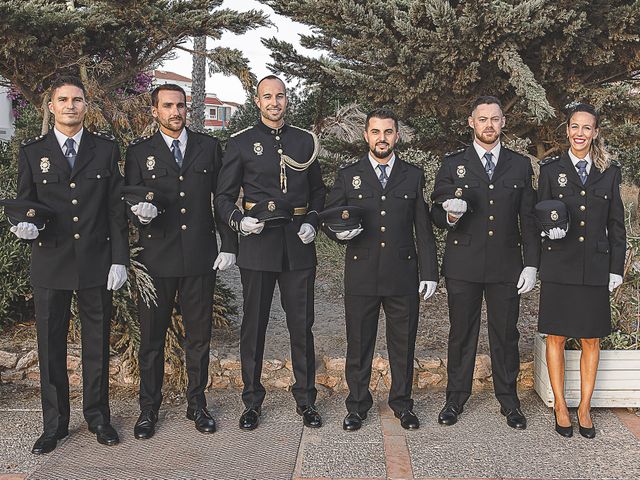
[215,75,326,430]
[431,96,539,429]
[125,84,238,438]
[13,76,129,453]
[323,108,439,431]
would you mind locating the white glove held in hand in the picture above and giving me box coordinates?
[442,199,467,219]
[419,280,437,300]
[517,266,537,295]
[609,273,623,292]
[10,222,39,240]
[213,252,236,271]
[541,227,566,240]
[335,228,363,241]
[107,264,127,291]
[131,202,158,224]
[297,223,316,244]
[240,216,265,235]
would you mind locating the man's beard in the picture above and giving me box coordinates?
[370,143,394,160]
[160,116,185,132]
[475,130,500,145]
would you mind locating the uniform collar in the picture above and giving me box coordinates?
[473,140,501,165]
[256,120,288,136]
[159,127,188,150]
[567,149,592,173]
[53,126,83,151]
[368,153,396,174]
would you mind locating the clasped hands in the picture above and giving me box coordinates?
[240,217,316,244]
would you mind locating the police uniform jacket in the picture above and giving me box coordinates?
[17,130,129,290]
[215,122,326,272]
[431,146,539,283]
[537,152,625,286]
[125,129,237,278]
[324,156,438,296]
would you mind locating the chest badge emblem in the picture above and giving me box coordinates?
[456,165,466,178]
[254,142,264,156]
[146,156,156,171]
[40,157,50,173]
[558,173,567,187]
[352,176,362,190]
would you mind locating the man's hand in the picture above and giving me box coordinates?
[541,227,566,240]
[335,228,363,241]
[131,202,158,224]
[10,222,39,240]
[609,273,623,292]
[517,266,537,295]
[107,264,127,291]
[419,280,437,300]
[213,252,236,271]
[240,216,265,235]
[442,199,467,223]
[297,223,316,244]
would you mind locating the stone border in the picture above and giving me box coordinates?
[0,349,535,391]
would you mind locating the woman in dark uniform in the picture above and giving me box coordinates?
[537,103,626,438]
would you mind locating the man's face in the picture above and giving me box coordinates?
[48,84,87,130]
[152,89,187,134]
[254,78,287,126]
[468,102,505,146]
[364,117,399,161]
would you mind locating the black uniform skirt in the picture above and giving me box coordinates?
[538,282,612,338]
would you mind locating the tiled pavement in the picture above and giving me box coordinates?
[1,386,639,480]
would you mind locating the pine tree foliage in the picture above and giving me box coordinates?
[261,0,640,157]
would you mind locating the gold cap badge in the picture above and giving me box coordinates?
[341,210,350,220]
[26,208,36,218]
[267,201,276,212]
[145,192,154,201]
[550,210,559,221]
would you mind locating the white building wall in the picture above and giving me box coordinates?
[0,84,15,141]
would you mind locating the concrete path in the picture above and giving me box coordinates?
[1,386,639,479]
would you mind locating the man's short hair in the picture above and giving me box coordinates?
[471,95,502,113]
[365,108,399,131]
[255,75,286,96]
[151,84,187,107]
[49,76,86,98]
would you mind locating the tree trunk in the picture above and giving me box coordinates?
[191,36,207,133]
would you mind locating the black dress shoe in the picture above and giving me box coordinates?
[134,410,158,439]
[296,405,322,428]
[438,401,463,426]
[31,433,61,455]
[239,407,261,431]
[395,409,420,430]
[577,411,596,439]
[500,407,527,430]
[186,407,216,434]
[88,423,120,446]
[553,410,573,438]
[342,412,367,431]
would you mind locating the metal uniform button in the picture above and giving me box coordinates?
[70,182,76,188]
[152,174,156,179]
[358,194,363,199]
[580,205,586,211]
[147,234,152,238]
[604,195,608,199]
[489,184,494,190]
[580,190,586,196]
[38,242,42,247]
[489,200,494,205]
[181,208,186,214]
[204,169,207,173]
[73,233,80,240]
[180,192,185,197]
[72,199,78,205]
[381,195,386,200]
[404,194,408,199]
[453,240,459,245]
[488,230,494,236]
[181,225,187,230]
[489,215,494,221]
[578,236,584,242]
[381,210,386,216]
[381,242,385,247]
[179,176,184,181]
[353,255,358,260]
[407,255,411,259]
[558,193,564,199]
[43,180,47,184]
[275,136,280,141]
[547,246,552,250]
[96,174,101,179]
[277,149,283,154]
[580,221,585,227]
[73,217,78,222]
[380,226,386,232]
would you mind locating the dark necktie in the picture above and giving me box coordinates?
[576,160,588,185]
[484,152,495,180]
[172,139,183,168]
[377,164,388,188]
[64,137,77,169]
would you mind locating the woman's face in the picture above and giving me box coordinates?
[567,111,598,158]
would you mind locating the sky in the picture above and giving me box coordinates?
[160,0,318,104]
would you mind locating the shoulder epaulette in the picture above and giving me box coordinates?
[129,135,152,146]
[444,148,465,158]
[230,126,253,138]
[21,134,46,146]
[90,130,115,141]
[610,159,621,168]
[339,159,358,169]
[539,155,560,166]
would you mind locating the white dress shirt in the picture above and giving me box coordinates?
[473,141,501,169]
[160,128,188,159]
[568,150,592,175]
[369,152,396,180]
[53,127,83,155]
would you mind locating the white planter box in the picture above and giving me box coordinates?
[534,334,640,408]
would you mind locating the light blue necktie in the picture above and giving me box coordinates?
[64,137,76,168]
[172,139,183,168]
[576,160,588,185]
[377,164,388,188]
[484,152,495,180]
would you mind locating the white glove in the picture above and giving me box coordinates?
[107,264,127,291]
[541,227,566,240]
[131,202,158,224]
[419,280,437,300]
[297,223,316,244]
[240,216,265,235]
[442,199,467,219]
[336,228,363,241]
[213,252,236,271]
[517,266,537,295]
[10,222,39,240]
[609,273,623,292]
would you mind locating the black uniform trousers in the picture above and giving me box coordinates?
[345,293,419,415]
[34,286,112,435]
[444,278,521,410]
[239,267,317,408]
[138,273,215,412]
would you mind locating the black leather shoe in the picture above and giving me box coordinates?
[31,432,64,455]
[577,411,596,439]
[186,407,216,434]
[88,423,120,446]
[553,410,573,438]
[395,409,420,430]
[342,412,367,431]
[239,407,261,431]
[500,407,527,430]
[296,405,322,428]
[438,401,463,426]
[134,410,158,439]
